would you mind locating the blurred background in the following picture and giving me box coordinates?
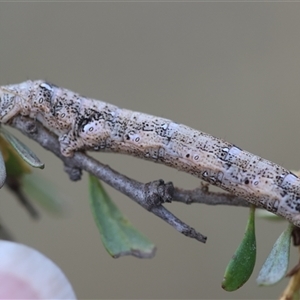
[1,2,300,299]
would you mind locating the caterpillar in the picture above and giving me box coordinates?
[1,80,300,226]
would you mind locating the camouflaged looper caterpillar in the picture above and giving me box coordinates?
[1,80,300,226]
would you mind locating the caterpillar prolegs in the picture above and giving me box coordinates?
[1,80,300,226]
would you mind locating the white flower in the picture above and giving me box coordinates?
[0,240,76,299]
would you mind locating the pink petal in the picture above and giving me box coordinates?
[0,241,76,299]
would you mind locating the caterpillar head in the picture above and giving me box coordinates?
[0,83,28,123]
[0,80,50,123]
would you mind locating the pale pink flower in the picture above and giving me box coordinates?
[0,240,76,299]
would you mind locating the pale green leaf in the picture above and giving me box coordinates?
[0,127,44,169]
[22,173,65,215]
[256,209,284,222]
[256,223,293,286]
[0,150,6,188]
[0,135,31,177]
[89,174,156,259]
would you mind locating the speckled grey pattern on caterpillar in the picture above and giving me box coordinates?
[1,80,300,226]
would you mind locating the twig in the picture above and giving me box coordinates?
[10,116,252,243]
[173,186,250,207]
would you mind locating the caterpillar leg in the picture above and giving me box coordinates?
[58,133,80,157]
[0,103,22,123]
[290,214,300,228]
[0,87,22,123]
[59,119,114,157]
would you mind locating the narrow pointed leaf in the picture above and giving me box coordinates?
[0,135,31,177]
[256,209,284,222]
[0,150,6,188]
[89,175,156,258]
[0,127,44,169]
[222,204,256,291]
[21,173,65,215]
[256,223,293,286]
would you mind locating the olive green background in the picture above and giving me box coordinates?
[0,2,299,299]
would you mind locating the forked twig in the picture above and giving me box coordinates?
[10,116,255,243]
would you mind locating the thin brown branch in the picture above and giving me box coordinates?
[9,116,254,243]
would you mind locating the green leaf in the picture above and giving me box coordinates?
[0,135,31,177]
[0,150,6,188]
[222,204,256,291]
[0,127,44,169]
[256,223,293,286]
[21,173,65,215]
[88,174,156,259]
[256,209,284,222]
